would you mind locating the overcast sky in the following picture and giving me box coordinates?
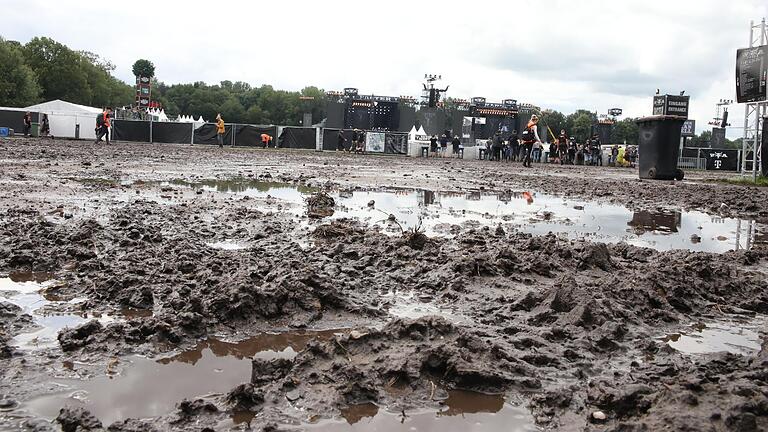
[4,0,767,137]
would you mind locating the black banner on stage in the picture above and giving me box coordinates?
[385,133,408,154]
[736,45,767,103]
[321,128,407,154]
[704,149,739,171]
[193,123,233,145]
[278,127,316,149]
[112,120,151,142]
[152,122,193,144]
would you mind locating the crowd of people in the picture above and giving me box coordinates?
[424,114,638,168]
[335,128,367,153]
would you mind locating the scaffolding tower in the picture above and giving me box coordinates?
[741,18,767,178]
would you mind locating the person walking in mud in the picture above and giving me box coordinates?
[351,129,360,153]
[22,112,32,137]
[216,113,225,148]
[94,107,112,144]
[40,114,51,138]
[336,130,347,151]
[558,129,569,165]
[520,115,541,168]
[510,131,520,162]
[429,134,438,157]
[451,134,461,158]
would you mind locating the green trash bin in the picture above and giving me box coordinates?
[635,115,686,180]
[30,123,39,137]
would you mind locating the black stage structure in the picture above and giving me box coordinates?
[592,118,614,144]
[466,98,519,140]
[325,88,416,133]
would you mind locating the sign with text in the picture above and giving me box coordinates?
[365,132,385,153]
[705,149,739,171]
[681,119,696,137]
[736,45,767,103]
[652,95,689,118]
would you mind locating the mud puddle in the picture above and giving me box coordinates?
[331,189,767,253]
[170,178,316,202]
[22,329,345,426]
[121,179,767,253]
[380,290,466,323]
[300,391,536,431]
[0,273,116,350]
[661,317,765,355]
[206,239,251,250]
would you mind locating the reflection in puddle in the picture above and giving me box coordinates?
[329,189,767,253]
[158,329,345,366]
[170,178,317,202]
[628,211,681,234]
[340,402,380,425]
[144,179,766,254]
[380,290,465,323]
[205,240,250,251]
[662,318,764,355]
[307,390,535,431]
[25,329,344,426]
[0,273,112,350]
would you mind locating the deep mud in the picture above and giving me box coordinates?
[1,137,768,431]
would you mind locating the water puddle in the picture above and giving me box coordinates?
[122,179,767,253]
[329,189,767,253]
[23,329,345,426]
[304,390,536,431]
[0,272,114,350]
[170,178,317,202]
[205,240,250,250]
[661,318,764,355]
[380,290,466,323]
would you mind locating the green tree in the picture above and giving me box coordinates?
[567,111,597,142]
[22,37,90,104]
[538,109,566,141]
[689,130,712,147]
[610,118,639,145]
[132,59,155,78]
[0,38,41,106]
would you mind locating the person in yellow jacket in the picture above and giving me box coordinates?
[215,113,225,148]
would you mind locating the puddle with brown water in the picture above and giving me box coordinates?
[22,329,345,426]
[301,390,536,431]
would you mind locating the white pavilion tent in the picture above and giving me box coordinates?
[24,100,103,140]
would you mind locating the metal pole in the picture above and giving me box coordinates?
[758,18,767,181]
[149,118,153,144]
[742,20,754,173]
[190,122,194,145]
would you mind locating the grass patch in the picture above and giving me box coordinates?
[715,176,768,187]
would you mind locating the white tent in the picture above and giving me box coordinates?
[24,99,103,140]
[408,125,419,142]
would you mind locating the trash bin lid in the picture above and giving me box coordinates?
[635,115,687,124]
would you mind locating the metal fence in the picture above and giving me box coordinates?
[677,157,706,170]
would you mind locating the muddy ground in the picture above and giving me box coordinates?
[1,137,767,432]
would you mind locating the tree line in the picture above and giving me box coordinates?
[0,35,742,147]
